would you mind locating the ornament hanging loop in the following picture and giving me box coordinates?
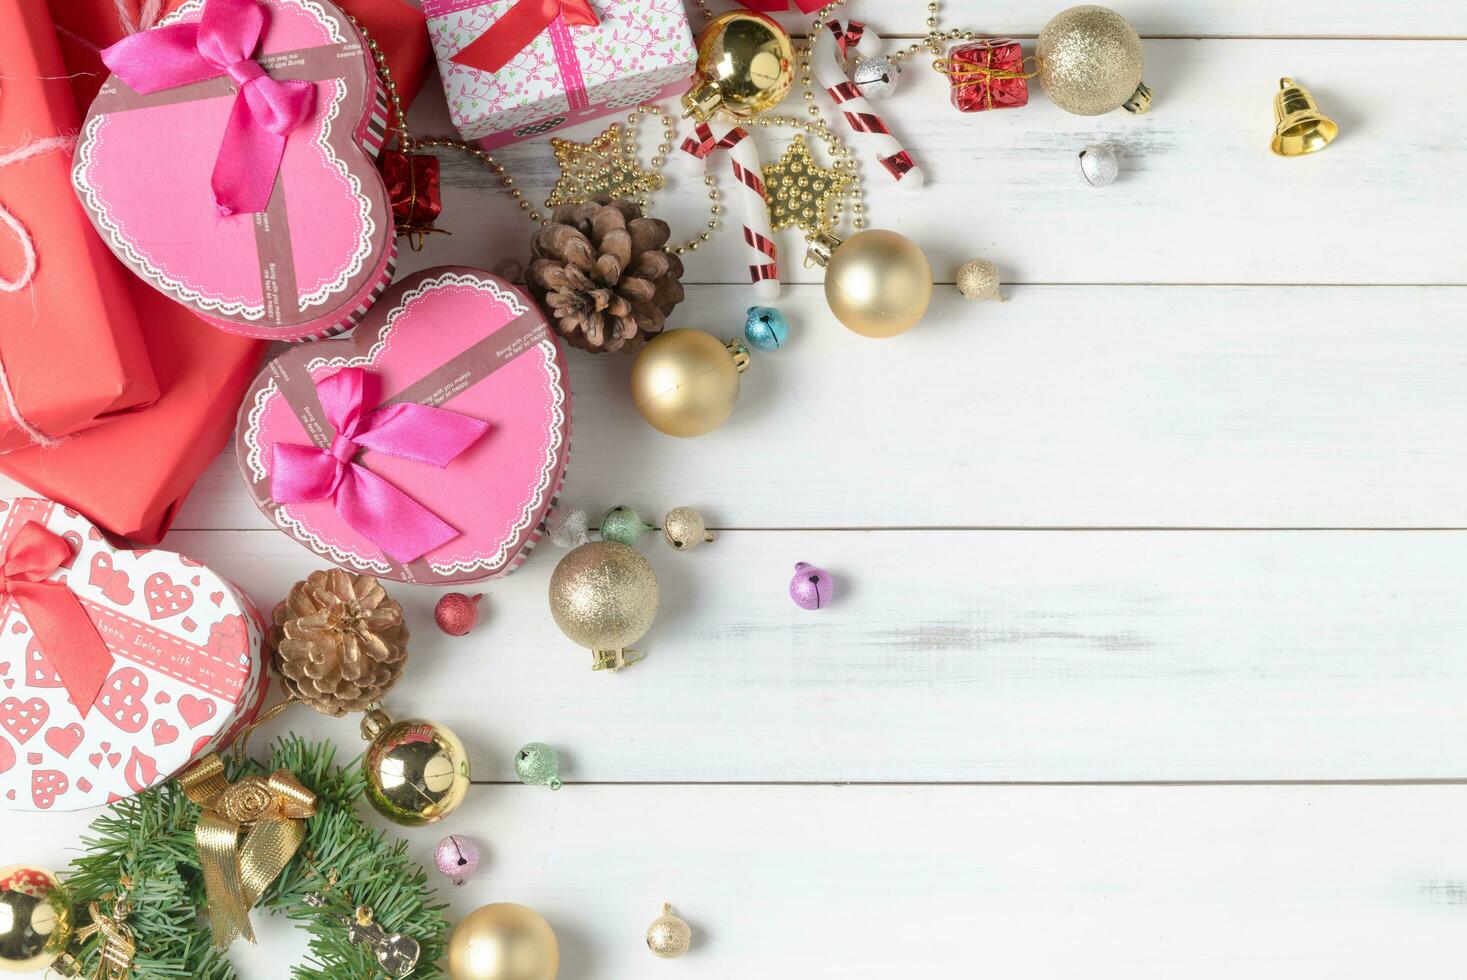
[804,231,843,269]
[592,648,643,671]
[360,704,392,741]
[1123,80,1153,114]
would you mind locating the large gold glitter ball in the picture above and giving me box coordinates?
[683,10,794,119]
[1036,5,1150,116]
[0,865,72,973]
[645,904,692,959]
[823,230,933,339]
[631,329,750,437]
[361,709,471,826]
[448,903,559,980]
[549,541,659,660]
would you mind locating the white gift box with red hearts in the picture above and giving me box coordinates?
[0,497,268,811]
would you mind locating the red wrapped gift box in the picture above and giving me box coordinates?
[0,0,158,454]
[947,38,1030,113]
[0,0,432,543]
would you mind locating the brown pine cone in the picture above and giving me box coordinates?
[268,570,409,717]
[527,196,685,354]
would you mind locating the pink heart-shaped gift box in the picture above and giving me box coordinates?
[0,497,269,811]
[235,266,573,583]
[71,0,396,341]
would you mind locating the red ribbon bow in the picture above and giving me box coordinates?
[0,522,114,717]
[451,0,600,75]
[101,0,317,215]
[270,367,491,564]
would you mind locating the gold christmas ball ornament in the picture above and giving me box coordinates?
[549,541,659,671]
[808,230,933,339]
[631,329,750,437]
[360,707,471,826]
[1036,5,1152,116]
[448,903,559,980]
[682,10,794,120]
[645,903,693,959]
[956,259,1005,302]
[0,865,72,972]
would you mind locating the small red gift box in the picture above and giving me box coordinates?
[947,38,1030,113]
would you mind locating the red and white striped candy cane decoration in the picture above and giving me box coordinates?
[679,121,780,300]
[813,19,924,187]
[829,18,880,63]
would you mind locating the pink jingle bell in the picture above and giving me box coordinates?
[435,834,480,886]
[435,592,483,636]
[789,562,834,610]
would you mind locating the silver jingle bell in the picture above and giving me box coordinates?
[851,55,900,99]
[1078,144,1120,187]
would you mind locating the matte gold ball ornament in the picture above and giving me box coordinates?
[448,903,559,980]
[360,707,471,826]
[631,329,750,437]
[807,230,933,339]
[645,903,693,959]
[682,10,795,120]
[1036,5,1152,116]
[549,541,660,671]
[0,865,72,972]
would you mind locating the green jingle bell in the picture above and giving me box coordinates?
[600,506,653,546]
[515,742,564,790]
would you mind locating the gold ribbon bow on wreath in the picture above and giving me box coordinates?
[178,752,316,948]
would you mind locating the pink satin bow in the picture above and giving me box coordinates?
[734,0,826,13]
[271,367,490,564]
[101,0,317,215]
[0,522,114,717]
[451,0,600,75]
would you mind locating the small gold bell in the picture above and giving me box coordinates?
[1270,77,1338,157]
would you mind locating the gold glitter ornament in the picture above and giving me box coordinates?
[0,865,71,972]
[361,707,471,826]
[956,258,1004,302]
[548,541,660,671]
[645,903,693,959]
[663,507,716,550]
[1036,5,1152,116]
[546,124,664,207]
[762,135,851,238]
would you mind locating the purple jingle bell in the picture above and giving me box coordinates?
[789,562,834,610]
[435,834,480,886]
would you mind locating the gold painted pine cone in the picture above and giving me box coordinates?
[527,196,686,354]
[269,570,409,717]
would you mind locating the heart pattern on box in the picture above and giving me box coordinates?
[236,267,570,584]
[0,496,269,811]
[145,573,192,620]
[71,0,395,341]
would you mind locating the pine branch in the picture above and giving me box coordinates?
[61,736,449,979]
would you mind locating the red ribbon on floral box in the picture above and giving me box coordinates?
[426,0,696,147]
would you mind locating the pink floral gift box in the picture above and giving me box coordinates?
[425,0,696,148]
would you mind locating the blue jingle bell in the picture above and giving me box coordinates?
[744,306,790,351]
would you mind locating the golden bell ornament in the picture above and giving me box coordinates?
[682,10,794,120]
[448,903,560,980]
[1036,5,1152,116]
[645,903,693,959]
[361,707,470,826]
[549,541,659,670]
[806,230,933,339]
[631,329,749,437]
[1270,77,1338,157]
[0,865,72,973]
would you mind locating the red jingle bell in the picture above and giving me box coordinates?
[434,593,483,636]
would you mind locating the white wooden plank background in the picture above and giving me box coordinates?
[3,1,1467,975]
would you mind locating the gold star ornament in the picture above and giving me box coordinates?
[546,124,665,207]
[760,134,851,237]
